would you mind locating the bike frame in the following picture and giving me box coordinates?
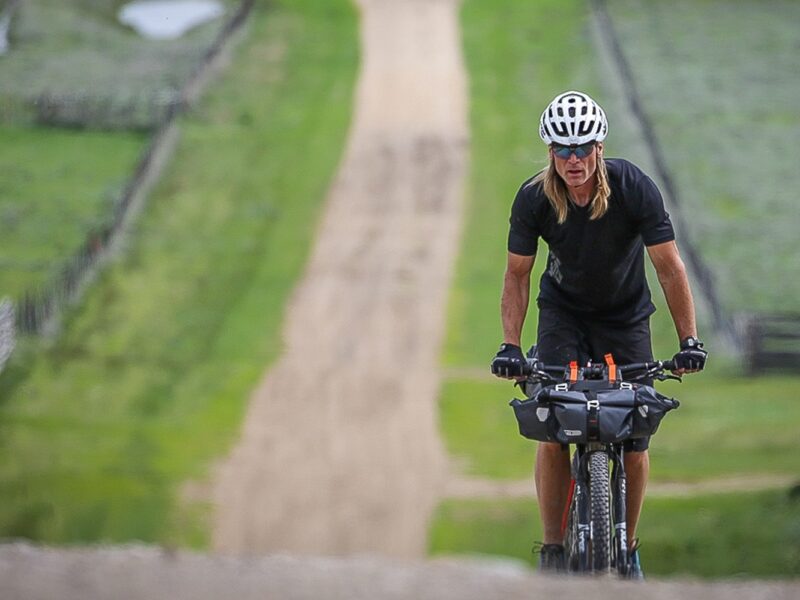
[520,354,678,576]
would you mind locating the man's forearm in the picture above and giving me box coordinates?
[657,262,698,341]
[501,270,531,346]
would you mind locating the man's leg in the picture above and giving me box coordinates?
[535,442,571,543]
[533,306,587,558]
[624,449,649,545]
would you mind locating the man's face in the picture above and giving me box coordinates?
[550,141,602,189]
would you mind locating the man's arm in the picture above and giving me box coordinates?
[501,252,536,346]
[647,241,709,374]
[646,241,696,340]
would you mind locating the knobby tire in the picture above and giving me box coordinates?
[589,452,612,572]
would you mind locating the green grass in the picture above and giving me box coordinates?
[429,488,800,578]
[439,377,533,480]
[429,498,543,566]
[0,126,146,297]
[605,0,800,314]
[0,0,358,546]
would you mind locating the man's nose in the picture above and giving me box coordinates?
[568,152,580,164]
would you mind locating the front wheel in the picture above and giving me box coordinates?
[589,452,612,572]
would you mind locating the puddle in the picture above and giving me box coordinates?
[119,0,225,40]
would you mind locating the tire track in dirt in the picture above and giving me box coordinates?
[211,0,468,558]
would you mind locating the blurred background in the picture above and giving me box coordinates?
[0,0,798,581]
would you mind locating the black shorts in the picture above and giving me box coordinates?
[535,304,654,452]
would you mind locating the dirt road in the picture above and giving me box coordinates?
[211,0,468,558]
[4,543,800,600]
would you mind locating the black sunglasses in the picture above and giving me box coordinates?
[551,141,597,159]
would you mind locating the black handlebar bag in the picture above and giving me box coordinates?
[509,383,678,444]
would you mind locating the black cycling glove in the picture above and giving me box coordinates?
[491,343,527,378]
[672,336,708,371]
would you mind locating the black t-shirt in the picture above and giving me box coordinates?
[507,158,675,323]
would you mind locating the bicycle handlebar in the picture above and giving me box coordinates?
[522,358,678,382]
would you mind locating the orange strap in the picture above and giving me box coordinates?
[604,353,617,382]
[568,360,579,383]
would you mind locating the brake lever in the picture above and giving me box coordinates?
[515,372,554,389]
[656,373,682,382]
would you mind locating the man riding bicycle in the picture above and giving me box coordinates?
[490,91,707,576]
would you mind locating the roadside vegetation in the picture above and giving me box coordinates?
[433,0,800,578]
[0,0,358,545]
[430,489,800,578]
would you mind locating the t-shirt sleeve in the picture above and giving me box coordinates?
[507,182,540,256]
[635,174,675,246]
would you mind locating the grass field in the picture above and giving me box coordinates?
[0,0,243,299]
[0,0,358,545]
[429,488,800,578]
[0,127,146,297]
[605,0,800,314]
[435,0,800,578]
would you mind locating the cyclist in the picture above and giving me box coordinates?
[490,91,707,576]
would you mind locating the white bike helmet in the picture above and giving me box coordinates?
[539,91,608,146]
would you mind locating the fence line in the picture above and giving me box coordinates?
[32,90,182,131]
[741,313,800,375]
[6,0,255,365]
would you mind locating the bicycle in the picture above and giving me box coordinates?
[508,348,681,577]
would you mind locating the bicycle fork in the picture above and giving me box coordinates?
[611,446,629,576]
[565,448,592,572]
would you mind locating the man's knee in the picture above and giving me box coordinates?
[624,449,649,470]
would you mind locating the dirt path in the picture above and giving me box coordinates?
[4,543,800,600]
[211,0,468,558]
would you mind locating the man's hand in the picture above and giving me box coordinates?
[491,343,527,379]
[672,336,707,374]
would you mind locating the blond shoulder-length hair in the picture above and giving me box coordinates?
[529,152,611,224]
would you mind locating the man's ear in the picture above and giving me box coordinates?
[596,142,604,154]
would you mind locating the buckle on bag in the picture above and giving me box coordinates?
[604,353,617,382]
